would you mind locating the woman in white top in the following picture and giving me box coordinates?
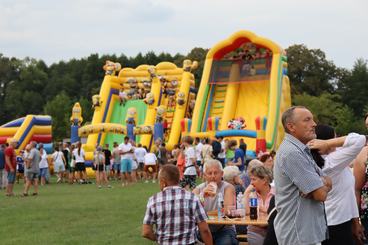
[52,146,66,183]
[73,142,87,184]
[38,144,48,186]
[309,124,366,245]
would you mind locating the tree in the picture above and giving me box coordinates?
[43,92,73,141]
[293,93,365,135]
[286,45,338,96]
[337,58,368,117]
[182,47,208,87]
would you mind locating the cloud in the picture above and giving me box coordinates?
[0,0,367,68]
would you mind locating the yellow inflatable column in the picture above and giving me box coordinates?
[166,71,191,150]
[220,63,240,130]
[140,68,161,150]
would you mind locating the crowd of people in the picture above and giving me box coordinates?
[3,105,368,244]
[141,106,368,245]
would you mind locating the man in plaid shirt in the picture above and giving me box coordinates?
[142,165,213,245]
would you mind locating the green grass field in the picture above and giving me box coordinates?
[0,179,159,245]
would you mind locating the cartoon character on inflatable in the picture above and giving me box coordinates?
[227,117,246,130]
[103,60,121,76]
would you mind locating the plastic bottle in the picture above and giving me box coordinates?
[236,193,244,209]
[217,193,224,219]
[249,188,258,220]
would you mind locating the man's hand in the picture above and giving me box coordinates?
[10,168,15,173]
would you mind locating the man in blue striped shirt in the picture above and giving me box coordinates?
[274,106,332,245]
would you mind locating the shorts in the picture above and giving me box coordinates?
[138,162,144,171]
[96,164,104,172]
[26,172,39,181]
[104,165,111,172]
[113,163,121,171]
[180,175,196,189]
[196,160,203,168]
[121,159,132,173]
[40,168,48,177]
[131,161,138,171]
[7,171,16,184]
[68,167,75,173]
[144,164,157,173]
[75,162,86,172]
[54,162,65,173]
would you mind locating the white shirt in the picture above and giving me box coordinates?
[323,133,366,226]
[39,150,48,168]
[184,146,196,176]
[73,148,85,163]
[52,151,64,164]
[134,147,147,163]
[195,142,203,161]
[144,153,157,165]
[218,140,226,159]
[119,142,134,160]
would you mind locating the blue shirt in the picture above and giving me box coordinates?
[274,134,327,245]
[233,148,245,172]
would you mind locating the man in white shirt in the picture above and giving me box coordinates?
[144,152,157,183]
[134,144,147,181]
[119,136,134,187]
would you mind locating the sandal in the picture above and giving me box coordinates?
[32,193,38,196]
[22,193,29,197]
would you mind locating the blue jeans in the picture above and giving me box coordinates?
[199,225,238,245]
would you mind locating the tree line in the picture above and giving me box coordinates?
[0,45,367,140]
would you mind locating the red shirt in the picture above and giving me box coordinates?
[4,146,16,171]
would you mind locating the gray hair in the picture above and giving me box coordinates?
[203,159,223,173]
[223,166,240,182]
[281,106,306,133]
[247,159,264,174]
[249,165,273,183]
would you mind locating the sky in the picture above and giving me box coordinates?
[0,0,367,69]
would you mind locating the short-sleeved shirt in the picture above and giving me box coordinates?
[274,134,327,245]
[184,147,196,176]
[73,148,85,163]
[4,146,16,171]
[28,148,40,173]
[102,149,111,165]
[233,148,245,172]
[143,186,207,245]
[144,153,157,165]
[195,142,203,161]
[112,147,121,163]
[134,147,147,163]
[119,142,133,160]
[39,150,48,168]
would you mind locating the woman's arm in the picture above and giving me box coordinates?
[354,147,368,210]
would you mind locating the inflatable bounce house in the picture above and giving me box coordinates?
[182,30,291,156]
[0,115,53,154]
[76,60,198,164]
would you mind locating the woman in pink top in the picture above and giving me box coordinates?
[243,165,274,245]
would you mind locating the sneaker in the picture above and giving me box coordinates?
[152,180,156,183]
[98,185,102,189]
[144,180,149,183]
[107,185,112,188]
[57,178,61,183]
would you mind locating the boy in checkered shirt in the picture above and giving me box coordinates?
[142,165,213,245]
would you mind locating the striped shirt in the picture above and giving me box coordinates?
[274,134,327,245]
[143,186,207,245]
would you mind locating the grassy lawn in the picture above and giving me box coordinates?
[0,179,160,245]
